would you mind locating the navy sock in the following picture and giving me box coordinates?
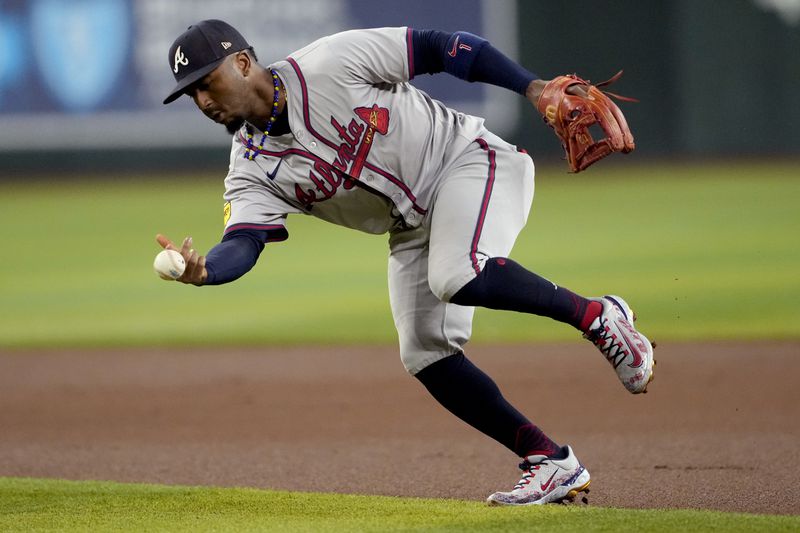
[415,352,560,457]
[451,257,601,332]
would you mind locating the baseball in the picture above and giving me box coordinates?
[153,249,186,280]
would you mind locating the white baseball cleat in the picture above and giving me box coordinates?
[486,446,591,506]
[584,295,655,394]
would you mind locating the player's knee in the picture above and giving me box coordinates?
[397,342,436,375]
[427,276,448,302]
[399,349,425,375]
[399,348,454,376]
[394,306,474,375]
[396,321,451,373]
[427,276,452,302]
[428,270,471,303]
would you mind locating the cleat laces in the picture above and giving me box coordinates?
[513,461,541,490]
[584,317,628,368]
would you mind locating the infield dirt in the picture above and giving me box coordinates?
[1,341,797,515]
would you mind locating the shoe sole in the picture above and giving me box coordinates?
[637,335,656,394]
[486,473,591,506]
[641,358,656,394]
[638,310,656,394]
[563,479,591,502]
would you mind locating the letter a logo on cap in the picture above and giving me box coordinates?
[173,45,189,73]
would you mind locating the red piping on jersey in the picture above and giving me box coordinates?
[469,137,496,275]
[285,57,426,215]
[285,58,339,152]
[364,160,426,214]
[406,27,415,79]
[237,135,330,165]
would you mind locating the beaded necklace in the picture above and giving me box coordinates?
[243,68,282,160]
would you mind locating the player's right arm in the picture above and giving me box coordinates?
[158,173,292,286]
[202,228,266,285]
[156,229,267,286]
[176,144,297,286]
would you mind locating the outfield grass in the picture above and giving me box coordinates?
[0,161,797,347]
[1,477,797,532]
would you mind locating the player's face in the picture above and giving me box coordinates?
[188,55,250,134]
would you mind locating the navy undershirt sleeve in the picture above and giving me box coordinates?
[203,229,267,285]
[411,28,538,95]
[411,29,449,75]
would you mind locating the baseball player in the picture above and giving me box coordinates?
[157,19,654,505]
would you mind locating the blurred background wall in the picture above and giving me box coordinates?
[0,0,798,176]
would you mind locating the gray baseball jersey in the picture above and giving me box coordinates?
[224,27,535,373]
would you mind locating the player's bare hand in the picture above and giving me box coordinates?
[155,234,208,285]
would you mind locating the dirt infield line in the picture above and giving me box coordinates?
[1,341,797,514]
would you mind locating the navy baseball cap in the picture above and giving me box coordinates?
[163,19,251,104]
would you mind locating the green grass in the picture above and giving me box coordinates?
[1,477,797,532]
[0,161,798,347]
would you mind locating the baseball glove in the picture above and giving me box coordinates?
[536,71,636,173]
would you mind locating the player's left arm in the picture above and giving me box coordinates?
[333,28,560,106]
[410,29,560,106]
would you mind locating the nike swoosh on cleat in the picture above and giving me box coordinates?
[617,326,644,368]
[266,159,283,180]
[540,469,559,491]
[619,322,644,368]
